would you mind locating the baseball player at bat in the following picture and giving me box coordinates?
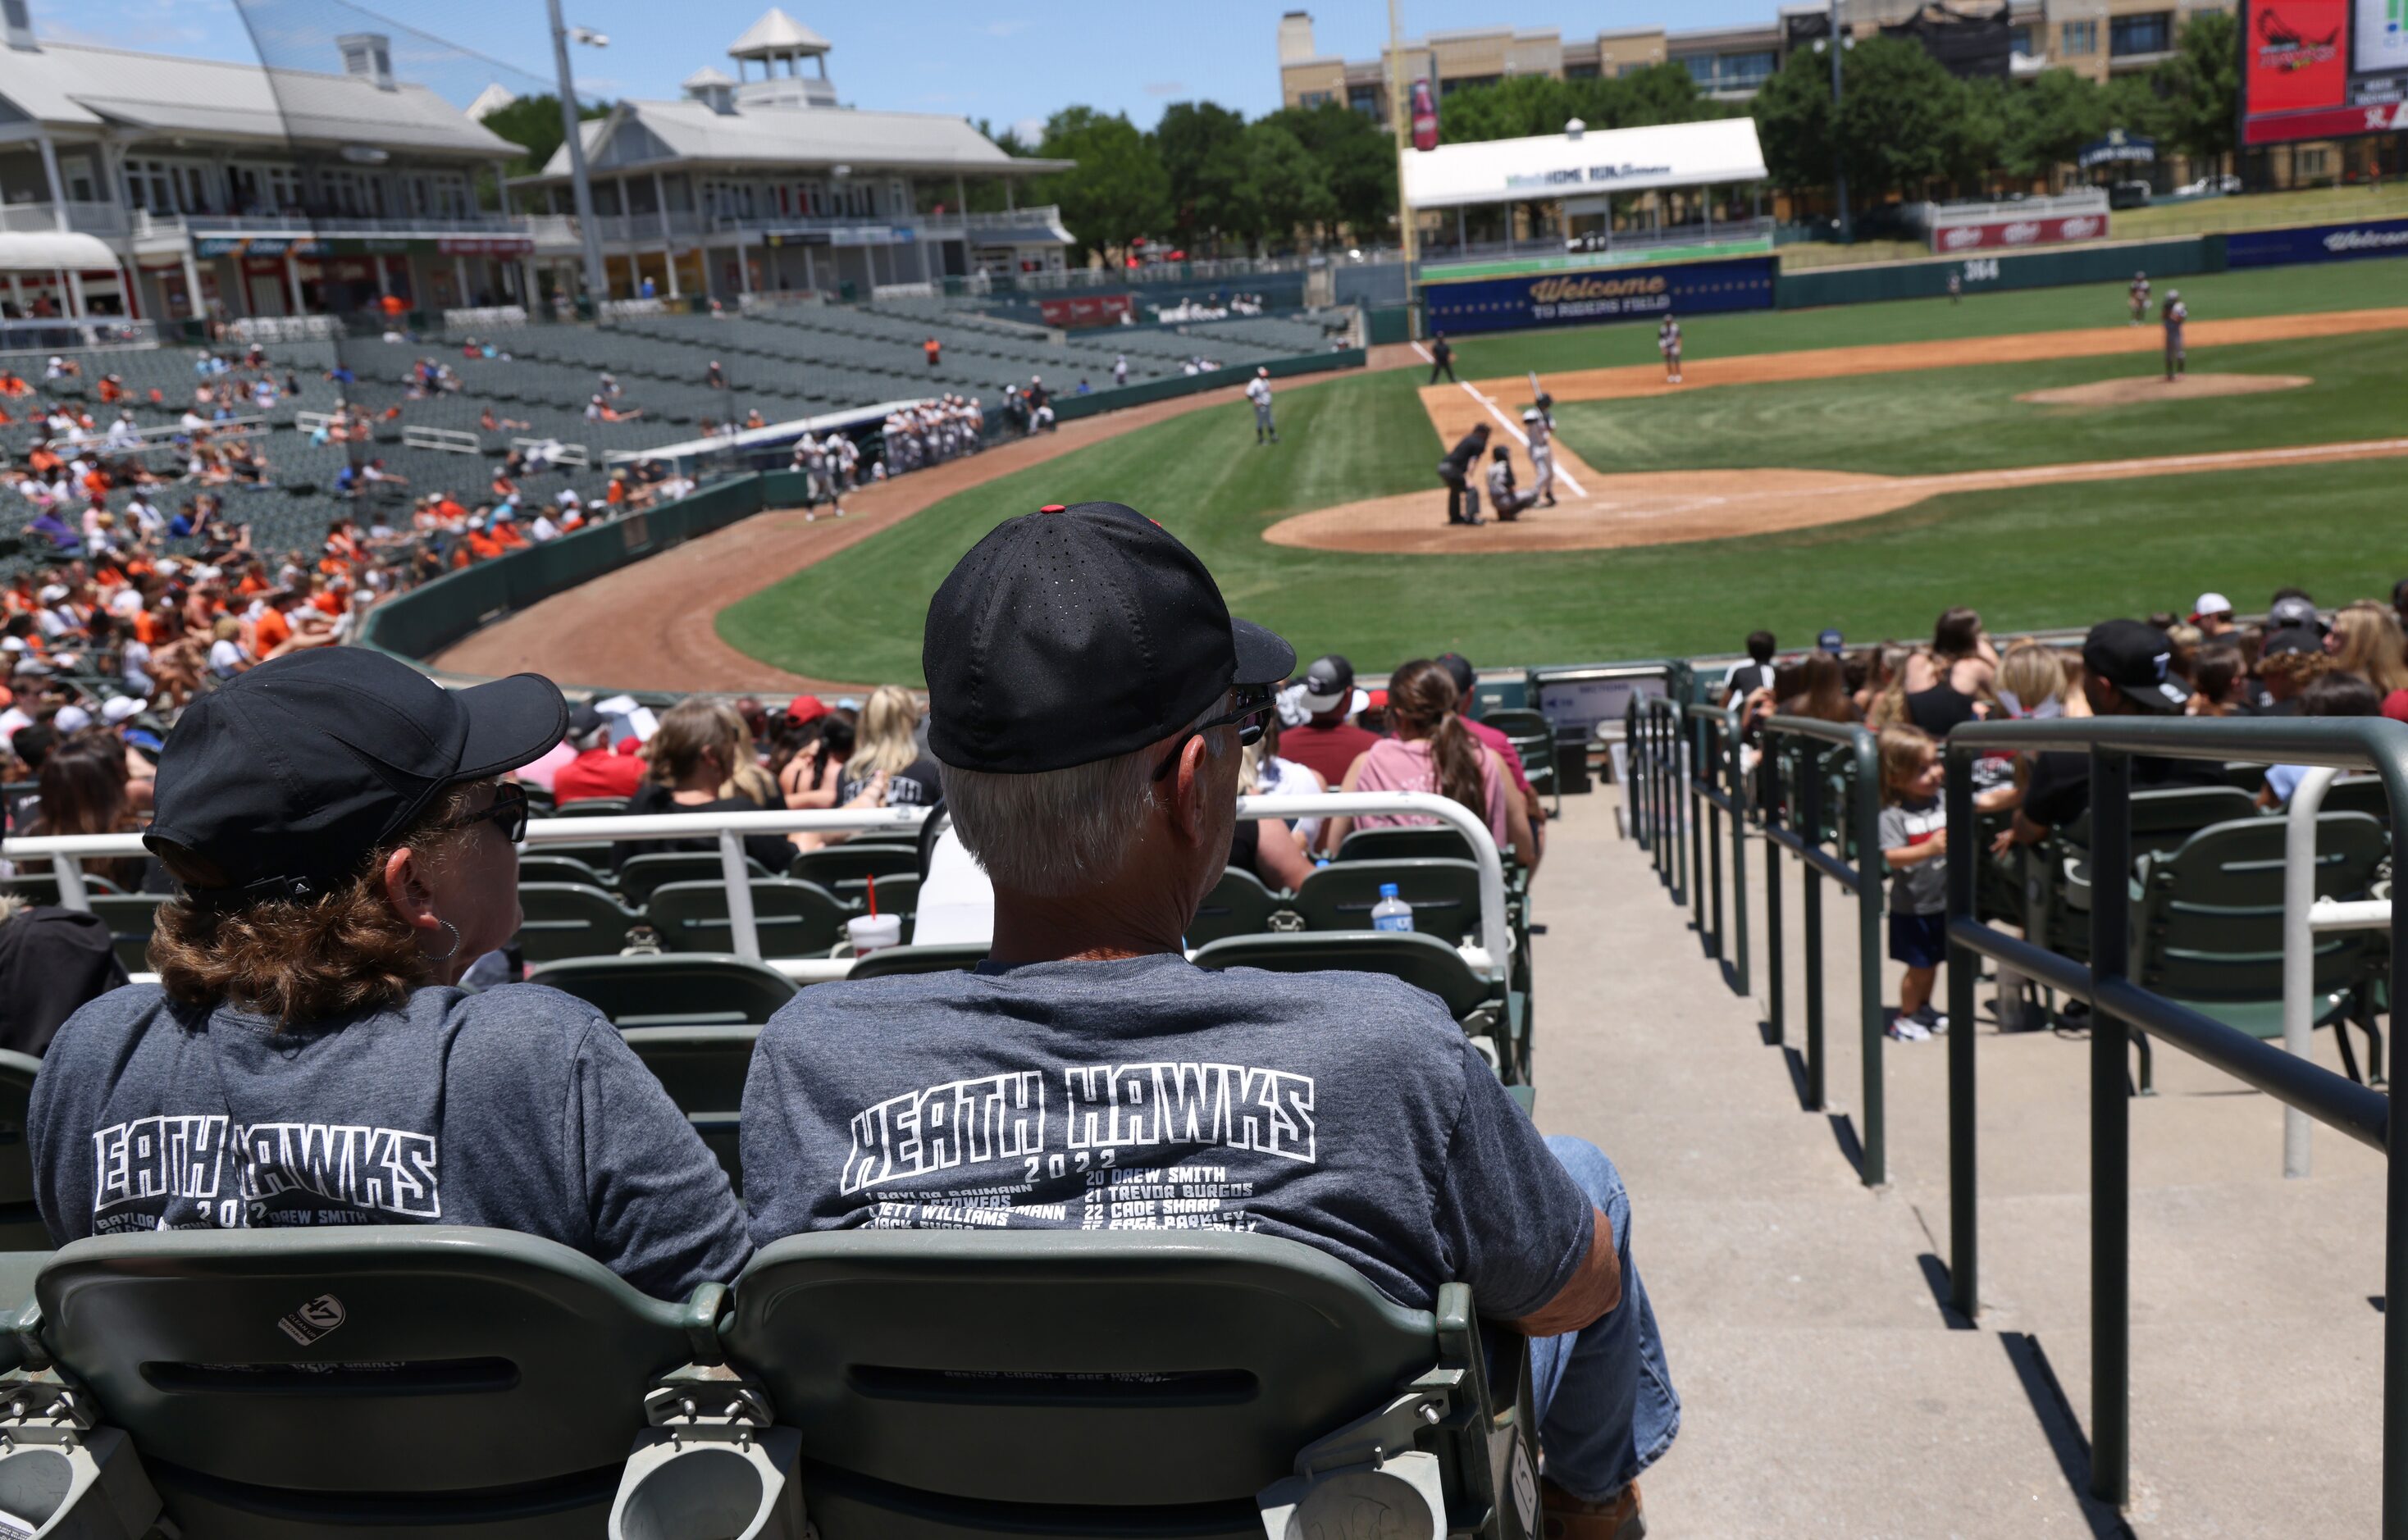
[1521,377,1558,508]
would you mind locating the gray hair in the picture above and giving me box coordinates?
[938,696,1226,897]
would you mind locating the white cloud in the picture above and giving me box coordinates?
[978,18,1031,37]
[1144,81,1183,96]
[1010,116,1047,144]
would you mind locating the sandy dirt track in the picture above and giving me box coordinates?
[2014,372,2311,407]
[1262,436,2408,554]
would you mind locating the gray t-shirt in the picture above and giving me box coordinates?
[1879,797,1947,916]
[741,953,1593,1318]
[30,982,752,1302]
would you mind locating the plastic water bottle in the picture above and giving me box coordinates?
[1370,882,1414,933]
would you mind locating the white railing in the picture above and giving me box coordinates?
[2281,766,2392,1178]
[223,315,340,343]
[599,298,669,320]
[403,425,481,455]
[513,435,589,466]
[0,318,157,354]
[1917,188,2110,230]
[445,305,530,331]
[2,791,1510,986]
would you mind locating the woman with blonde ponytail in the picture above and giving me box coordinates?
[1322,659,1536,871]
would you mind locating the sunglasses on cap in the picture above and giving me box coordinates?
[436,780,529,845]
[1152,685,1275,781]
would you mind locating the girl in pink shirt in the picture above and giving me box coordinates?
[1324,659,1535,869]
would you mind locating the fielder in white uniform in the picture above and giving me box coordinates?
[1245,367,1278,445]
[1658,317,1683,384]
[1521,394,1558,508]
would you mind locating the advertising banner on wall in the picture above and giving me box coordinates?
[1420,255,1776,335]
[2225,214,2408,266]
[1037,293,1135,329]
[1929,212,2110,252]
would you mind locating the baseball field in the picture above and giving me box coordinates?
[436,256,2408,689]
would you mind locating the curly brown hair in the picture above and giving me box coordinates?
[148,781,485,1027]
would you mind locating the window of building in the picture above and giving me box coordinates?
[2109,11,2173,56]
[1348,83,1383,115]
[2060,19,2098,53]
[1439,73,1500,94]
[1718,50,1776,89]
[1617,61,1656,76]
[1564,61,1600,79]
[2296,145,2334,179]
[1297,90,1333,108]
[2009,23,2035,54]
[1679,53,1716,84]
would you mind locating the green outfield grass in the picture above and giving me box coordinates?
[1441,254,2408,380]
[717,366,2408,682]
[1553,330,2408,476]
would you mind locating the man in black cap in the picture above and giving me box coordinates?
[1991,618,2223,858]
[743,501,1676,1533]
[29,649,749,1301]
[1279,653,1379,787]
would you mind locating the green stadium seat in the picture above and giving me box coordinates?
[514,882,643,964]
[1293,859,1483,944]
[518,853,609,889]
[2,1227,710,1538]
[616,851,772,906]
[844,941,988,979]
[714,1229,1533,1540]
[1193,932,1521,1082]
[533,839,620,870]
[1188,867,1297,947]
[0,1048,49,1251]
[1335,826,1478,863]
[787,844,922,890]
[88,893,169,974]
[2131,813,2388,1078]
[1481,708,1558,806]
[645,879,849,956]
[555,796,632,818]
[530,953,796,1027]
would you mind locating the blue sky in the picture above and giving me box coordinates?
[43,0,1775,136]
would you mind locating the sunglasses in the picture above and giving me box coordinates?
[1152,686,1275,782]
[438,780,528,845]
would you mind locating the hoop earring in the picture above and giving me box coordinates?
[425,918,461,963]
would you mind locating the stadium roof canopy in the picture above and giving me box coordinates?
[520,101,1070,185]
[1402,116,1769,212]
[0,40,515,158]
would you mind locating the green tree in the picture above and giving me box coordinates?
[1750,46,1838,198]
[479,93,609,179]
[1833,38,1977,203]
[1995,67,2105,185]
[1236,118,1335,252]
[1268,102,1397,243]
[1156,100,1250,252]
[1032,107,1170,263]
[2154,10,2240,166]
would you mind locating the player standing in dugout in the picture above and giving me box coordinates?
[2161,289,2188,383]
[1658,315,1683,385]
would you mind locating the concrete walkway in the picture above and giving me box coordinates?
[1530,783,2383,1535]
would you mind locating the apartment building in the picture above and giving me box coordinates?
[1278,0,2236,126]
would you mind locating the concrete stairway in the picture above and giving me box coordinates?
[1530,786,2383,1535]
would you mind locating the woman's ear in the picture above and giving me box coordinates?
[381,845,440,934]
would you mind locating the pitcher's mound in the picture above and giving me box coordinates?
[2018,373,2312,408]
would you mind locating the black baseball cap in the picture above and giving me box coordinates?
[924,501,1293,774]
[2081,619,2190,714]
[146,649,567,904]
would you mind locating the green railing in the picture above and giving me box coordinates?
[1685,699,1751,999]
[1629,694,1688,908]
[1940,717,2406,1529]
[1758,717,1887,1187]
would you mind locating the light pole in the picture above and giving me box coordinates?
[1827,0,1852,243]
[546,0,610,305]
[1388,0,1421,338]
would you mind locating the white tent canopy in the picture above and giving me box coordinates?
[1402,116,1768,212]
[0,230,120,273]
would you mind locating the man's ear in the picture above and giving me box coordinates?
[1170,735,1216,845]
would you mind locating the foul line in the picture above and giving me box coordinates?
[1457,380,1590,499]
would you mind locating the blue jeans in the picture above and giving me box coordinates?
[1526,1135,1681,1501]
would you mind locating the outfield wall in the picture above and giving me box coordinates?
[1776,237,2221,308]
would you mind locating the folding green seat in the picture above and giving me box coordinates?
[0,1228,714,1538]
[645,879,848,957]
[514,882,643,964]
[1480,709,1558,810]
[787,844,922,891]
[88,893,170,974]
[517,853,609,889]
[1293,859,1483,945]
[1334,826,1476,863]
[1193,932,1526,1087]
[1187,867,1297,947]
[843,942,988,979]
[616,851,772,907]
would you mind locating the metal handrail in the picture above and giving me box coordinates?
[1,791,1509,984]
[1683,699,1750,999]
[1940,716,2405,1529]
[1760,716,1887,1187]
[2284,765,2392,1178]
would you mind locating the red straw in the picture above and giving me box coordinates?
[866,873,878,918]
